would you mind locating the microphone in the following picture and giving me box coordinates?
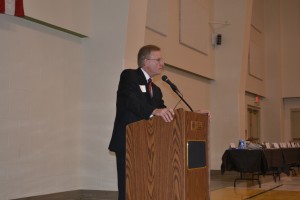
[161,75,178,91]
[161,75,193,112]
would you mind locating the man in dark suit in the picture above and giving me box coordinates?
[109,45,174,200]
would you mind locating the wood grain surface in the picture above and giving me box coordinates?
[126,109,209,200]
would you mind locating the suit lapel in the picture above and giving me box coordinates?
[136,68,147,85]
[137,68,156,101]
[136,68,152,100]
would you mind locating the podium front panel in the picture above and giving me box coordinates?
[126,109,209,200]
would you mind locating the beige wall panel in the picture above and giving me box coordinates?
[246,1,265,96]
[179,0,209,54]
[154,66,210,112]
[251,0,264,32]
[246,75,265,96]
[146,0,168,36]
[249,27,264,80]
[124,0,148,68]
[25,0,90,35]
[145,0,214,79]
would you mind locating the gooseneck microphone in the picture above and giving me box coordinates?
[161,75,193,112]
[161,75,178,92]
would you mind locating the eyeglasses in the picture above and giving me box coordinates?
[146,57,164,62]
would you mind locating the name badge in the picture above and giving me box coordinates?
[139,85,146,93]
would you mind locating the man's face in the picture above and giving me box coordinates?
[143,50,164,77]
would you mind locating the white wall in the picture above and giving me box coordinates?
[281,0,300,98]
[80,0,129,190]
[0,0,131,198]
[210,0,252,169]
[279,0,300,143]
[260,0,283,143]
[0,15,82,199]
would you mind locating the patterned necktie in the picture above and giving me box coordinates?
[147,78,153,98]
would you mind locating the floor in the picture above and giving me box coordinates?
[14,170,300,200]
[210,170,300,200]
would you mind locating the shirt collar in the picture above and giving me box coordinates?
[140,68,151,82]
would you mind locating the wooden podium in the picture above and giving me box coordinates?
[126,108,209,200]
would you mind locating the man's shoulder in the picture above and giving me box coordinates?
[121,68,139,74]
[121,68,142,78]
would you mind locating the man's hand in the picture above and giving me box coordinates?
[152,108,174,122]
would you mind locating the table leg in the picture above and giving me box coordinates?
[234,172,261,188]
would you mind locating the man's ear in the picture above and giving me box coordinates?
[143,59,147,67]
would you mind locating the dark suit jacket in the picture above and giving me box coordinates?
[109,68,166,153]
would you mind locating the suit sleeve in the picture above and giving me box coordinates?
[152,84,166,109]
[116,70,157,119]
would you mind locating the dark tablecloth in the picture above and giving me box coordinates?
[221,148,300,175]
[263,148,289,175]
[221,149,268,174]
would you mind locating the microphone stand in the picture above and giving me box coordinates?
[172,88,193,112]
